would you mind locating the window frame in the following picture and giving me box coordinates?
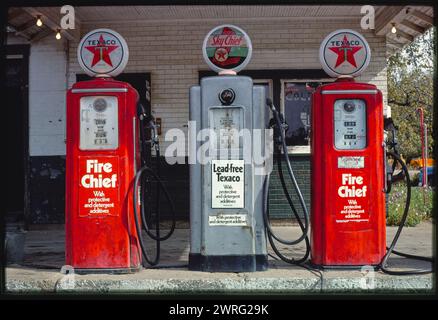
[280,78,333,154]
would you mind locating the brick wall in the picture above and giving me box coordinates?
[67,17,388,154]
[269,155,311,219]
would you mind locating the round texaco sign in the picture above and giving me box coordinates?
[202,24,252,73]
[319,29,371,78]
[78,28,129,77]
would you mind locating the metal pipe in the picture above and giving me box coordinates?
[424,124,428,187]
[417,108,426,187]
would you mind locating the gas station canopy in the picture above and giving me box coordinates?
[7,5,434,56]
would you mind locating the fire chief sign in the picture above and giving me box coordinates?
[78,28,129,77]
[78,156,119,217]
[202,24,252,73]
[319,29,371,78]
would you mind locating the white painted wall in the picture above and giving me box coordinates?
[28,37,67,156]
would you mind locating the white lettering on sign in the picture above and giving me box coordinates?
[337,173,367,198]
[209,35,244,47]
[211,160,244,208]
[80,159,117,188]
[340,199,366,220]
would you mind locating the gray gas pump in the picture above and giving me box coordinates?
[188,25,269,272]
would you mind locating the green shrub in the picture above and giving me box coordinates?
[409,171,420,187]
[387,183,434,227]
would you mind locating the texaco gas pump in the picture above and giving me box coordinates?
[65,29,142,273]
[311,30,386,266]
[189,25,269,272]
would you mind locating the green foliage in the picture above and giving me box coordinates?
[410,171,420,186]
[387,183,434,227]
[387,28,435,162]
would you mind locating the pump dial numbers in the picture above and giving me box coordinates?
[79,96,119,150]
[334,99,366,150]
[209,107,243,153]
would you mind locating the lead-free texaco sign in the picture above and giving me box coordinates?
[78,28,129,77]
[202,25,252,73]
[319,29,371,78]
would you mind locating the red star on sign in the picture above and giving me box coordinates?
[85,35,119,67]
[328,35,362,68]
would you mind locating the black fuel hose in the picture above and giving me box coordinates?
[140,148,176,241]
[263,163,311,264]
[379,150,434,275]
[133,162,177,266]
[133,109,177,267]
[263,98,311,264]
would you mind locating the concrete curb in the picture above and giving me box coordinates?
[6,275,433,294]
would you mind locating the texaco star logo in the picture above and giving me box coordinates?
[319,29,371,78]
[328,35,363,68]
[214,47,229,62]
[85,34,119,67]
[77,29,129,77]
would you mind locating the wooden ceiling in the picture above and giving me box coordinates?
[7,5,434,55]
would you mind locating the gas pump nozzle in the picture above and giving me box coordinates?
[384,117,399,155]
[266,98,288,147]
[383,117,400,193]
[149,121,160,152]
[138,102,160,154]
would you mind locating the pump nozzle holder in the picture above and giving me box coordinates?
[266,98,277,112]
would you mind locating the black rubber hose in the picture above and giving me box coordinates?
[379,151,434,275]
[390,249,434,262]
[133,166,159,266]
[263,171,311,265]
[134,104,177,267]
[263,148,309,245]
[139,148,176,241]
[271,104,310,235]
[262,98,311,264]
[275,149,311,263]
[385,155,398,194]
[133,164,177,266]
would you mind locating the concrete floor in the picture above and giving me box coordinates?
[5,221,435,294]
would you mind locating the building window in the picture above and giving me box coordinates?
[281,80,330,153]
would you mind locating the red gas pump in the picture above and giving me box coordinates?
[65,29,141,272]
[311,30,386,266]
